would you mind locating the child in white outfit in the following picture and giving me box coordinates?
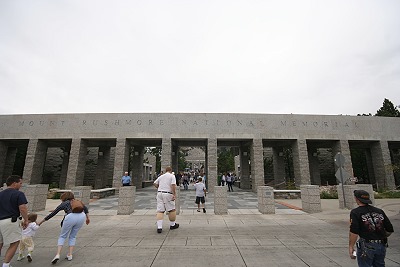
[17,213,40,262]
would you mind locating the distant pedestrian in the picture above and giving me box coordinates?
[226,173,233,192]
[182,174,189,190]
[17,213,40,262]
[153,166,179,234]
[176,172,182,186]
[231,173,236,185]
[194,177,207,213]
[349,190,394,266]
[121,171,131,186]
[221,173,226,186]
[39,192,90,264]
[0,175,29,267]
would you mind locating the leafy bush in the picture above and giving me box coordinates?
[320,191,338,199]
[52,192,62,199]
[49,182,59,189]
[285,181,297,190]
[375,190,400,199]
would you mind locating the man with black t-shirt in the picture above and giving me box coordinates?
[349,190,394,267]
[0,175,29,267]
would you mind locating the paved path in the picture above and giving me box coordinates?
[4,186,400,267]
[89,185,302,215]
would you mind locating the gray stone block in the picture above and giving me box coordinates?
[214,198,227,206]
[257,186,275,214]
[214,205,228,215]
[117,205,134,215]
[118,197,135,206]
[300,185,321,213]
[23,184,49,212]
[303,195,321,204]
[214,187,227,198]
[117,186,136,215]
[304,203,322,213]
[258,205,275,214]
[175,187,180,215]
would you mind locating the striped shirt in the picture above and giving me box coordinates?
[44,200,88,221]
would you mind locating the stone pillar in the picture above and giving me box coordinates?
[338,184,374,209]
[59,151,69,189]
[71,186,91,206]
[117,186,136,215]
[333,140,353,183]
[94,147,111,189]
[0,142,8,183]
[272,147,285,186]
[23,139,47,185]
[207,138,217,193]
[3,147,17,183]
[239,146,251,189]
[300,185,321,213]
[371,141,396,190]
[161,138,172,171]
[65,139,87,189]
[132,146,144,187]
[365,150,375,184]
[171,146,179,173]
[257,186,275,214]
[113,138,130,188]
[292,139,311,187]
[214,186,227,215]
[308,149,321,185]
[20,184,49,212]
[175,186,180,215]
[251,139,264,192]
[143,164,149,182]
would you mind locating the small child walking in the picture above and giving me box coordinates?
[17,213,40,262]
[194,177,207,213]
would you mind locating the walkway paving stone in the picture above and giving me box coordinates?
[3,185,399,267]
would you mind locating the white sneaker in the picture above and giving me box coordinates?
[65,254,73,261]
[51,254,60,264]
[17,255,25,261]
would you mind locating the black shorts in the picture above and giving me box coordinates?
[195,196,205,204]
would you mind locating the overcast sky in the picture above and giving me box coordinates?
[1,0,399,116]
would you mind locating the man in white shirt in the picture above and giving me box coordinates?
[153,166,179,233]
[194,177,207,213]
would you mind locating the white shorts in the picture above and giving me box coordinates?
[156,192,175,212]
[0,218,22,245]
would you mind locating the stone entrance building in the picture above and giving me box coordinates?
[0,113,399,192]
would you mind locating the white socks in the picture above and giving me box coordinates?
[170,221,176,226]
[157,220,163,229]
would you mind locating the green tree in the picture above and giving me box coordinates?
[177,150,188,171]
[146,147,161,174]
[217,147,235,174]
[375,98,400,117]
[350,148,372,184]
[283,147,294,183]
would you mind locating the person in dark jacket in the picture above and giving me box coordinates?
[349,190,394,267]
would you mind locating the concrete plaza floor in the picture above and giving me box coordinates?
[3,186,400,267]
